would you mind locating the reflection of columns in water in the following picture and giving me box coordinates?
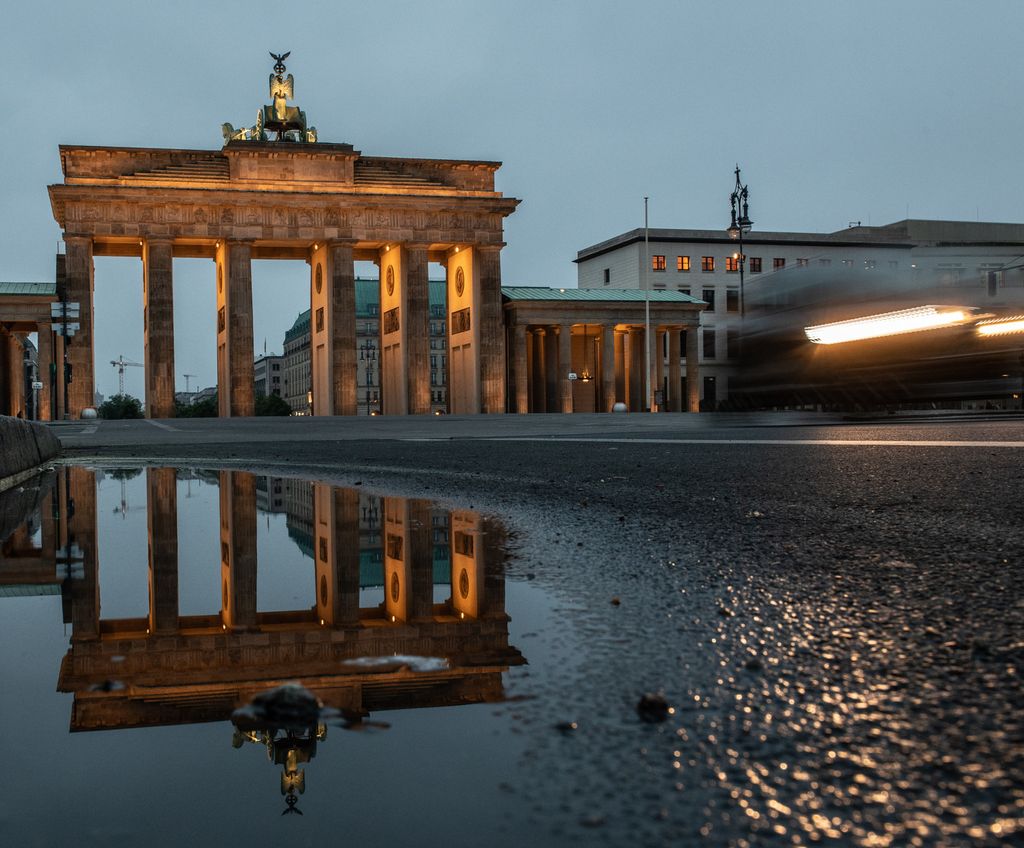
[147,468,179,634]
[383,496,434,623]
[312,483,360,626]
[67,466,99,640]
[220,471,257,630]
[450,511,484,618]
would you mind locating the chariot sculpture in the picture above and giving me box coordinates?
[222,52,318,144]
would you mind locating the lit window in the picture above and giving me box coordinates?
[797,258,809,268]
[749,257,762,273]
[702,288,716,310]
[652,255,666,271]
[725,256,739,273]
[773,258,786,270]
[726,289,739,313]
[701,256,715,272]
[677,255,690,272]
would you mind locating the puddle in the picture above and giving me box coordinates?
[0,467,553,844]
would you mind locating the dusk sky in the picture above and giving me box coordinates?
[4,0,1023,398]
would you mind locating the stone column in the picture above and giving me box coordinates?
[668,329,682,412]
[143,239,176,418]
[685,324,700,413]
[3,334,20,417]
[383,496,434,623]
[36,323,53,421]
[544,328,559,412]
[514,323,529,414]
[216,241,255,417]
[330,241,357,415]
[147,467,178,634]
[531,329,547,413]
[628,328,643,411]
[477,246,506,414]
[64,236,94,417]
[451,511,483,618]
[559,323,573,413]
[53,333,66,421]
[614,329,626,408]
[601,324,616,412]
[655,329,666,411]
[447,246,479,414]
[219,471,257,630]
[405,245,432,414]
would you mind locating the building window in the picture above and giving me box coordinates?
[678,287,691,297]
[603,268,610,285]
[749,257,762,273]
[725,256,739,273]
[677,255,690,272]
[819,258,832,267]
[703,329,716,359]
[773,258,786,270]
[652,255,666,271]
[842,259,853,268]
[796,258,809,268]
[726,289,740,313]
[727,330,739,359]
[865,259,877,270]
[701,256,715,272]
[702,288,716,311]
[889,260,899,269]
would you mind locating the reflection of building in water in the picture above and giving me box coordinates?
[9,468,522,805]
[254,475,285,514]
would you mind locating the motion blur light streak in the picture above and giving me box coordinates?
[804,306,971,345]
[976,315,1024,337]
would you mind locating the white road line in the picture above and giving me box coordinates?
[478,437,1024,448]
[144,419,179,432]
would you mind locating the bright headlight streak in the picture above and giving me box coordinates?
[804,306,969,345]
[976,316,1024,337]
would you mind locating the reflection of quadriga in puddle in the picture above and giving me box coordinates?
[31,469,524,815]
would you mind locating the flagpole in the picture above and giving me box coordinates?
[644,196,652,412]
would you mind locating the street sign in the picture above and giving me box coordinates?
[51,322,80,336]
[567,372,578,381]
[50,302,80,318]
[31,381,43,390]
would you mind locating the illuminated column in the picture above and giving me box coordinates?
[383,497,434,623]
[215,241,255,417]
[36,323,52,421]
[67,467,99,640]
[310,241,357,416]
[558,323,573,413]
[668,329,682,412]
[601,324,616,412]
[147,467,178,634]
[143,239,176,418]
[685,324,700,412]
[450,511,484,618]
[531,328,546,413]
[378,244,407,415]
[655,329,666,410]
[313,484,360,626]
[628,328,643,411]
[476,245,506,413]
[614,329,626,407]
[53,333,66,421]
[446,247,480,414]
[513,323,529,414]
[63,236,94,416]
[219,471,257,630]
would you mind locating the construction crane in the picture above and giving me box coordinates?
[110,355,144,395]
[183,373,197,393]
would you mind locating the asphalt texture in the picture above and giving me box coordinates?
[52,413,1024,846]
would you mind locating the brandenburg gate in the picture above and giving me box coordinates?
[47,55,519,417]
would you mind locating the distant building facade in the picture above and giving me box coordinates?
[253,353,283,398]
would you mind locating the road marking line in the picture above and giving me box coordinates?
[479,437,1024,448]
[144,419,179,432]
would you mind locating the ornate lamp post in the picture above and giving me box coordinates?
[727,166,753,318]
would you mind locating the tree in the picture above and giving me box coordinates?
[256,393,292,416]
[98,394,143,420]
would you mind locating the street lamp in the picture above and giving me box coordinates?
[727,165,753,319]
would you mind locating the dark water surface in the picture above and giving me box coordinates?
[0,467,558,847]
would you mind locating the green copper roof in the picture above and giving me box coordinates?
[0,282,57,297]
[502,286,705,304]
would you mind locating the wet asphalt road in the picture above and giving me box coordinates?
[52,414,1024,846]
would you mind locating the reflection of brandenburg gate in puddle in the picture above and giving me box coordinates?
[43,468,522,800]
